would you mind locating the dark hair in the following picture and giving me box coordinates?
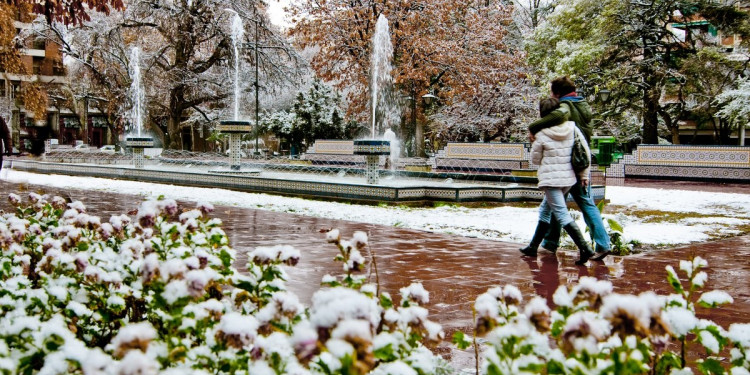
[539,97,560,118]
[551,76,576,97]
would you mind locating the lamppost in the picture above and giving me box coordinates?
[241,18,288,158]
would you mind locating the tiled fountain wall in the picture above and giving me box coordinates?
[4,159,605,203]
[606,145,750,181]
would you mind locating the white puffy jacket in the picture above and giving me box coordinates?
[531,121,590,188]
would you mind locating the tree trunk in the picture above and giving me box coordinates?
[642,87,660,144]
[167,115,182,150]
[415,120,425,157]
[670,126,680,144]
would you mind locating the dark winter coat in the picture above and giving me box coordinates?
[0,117,11,156]
[528,96,593,142]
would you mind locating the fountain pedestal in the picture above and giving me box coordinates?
[125,137,154,169]
[353,140,390,184]
[218,120,252,170]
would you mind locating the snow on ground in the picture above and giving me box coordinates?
[2,169,749,246]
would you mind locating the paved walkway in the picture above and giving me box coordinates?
[2,180,747,365]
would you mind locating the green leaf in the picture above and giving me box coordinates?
[655,352,682,375]
[374,343,397,361]
[452,331,472,350]
[379,294,393,309]
[697,358,725,375]
[666,266,684,294]
[607,218,623,233]
[487,363,502,375]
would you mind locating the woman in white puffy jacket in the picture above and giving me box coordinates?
[520,98,595,265]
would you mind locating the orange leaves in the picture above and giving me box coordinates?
[289,0,525,122]
[19,83,48,122]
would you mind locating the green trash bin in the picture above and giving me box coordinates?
[598,142,614,166]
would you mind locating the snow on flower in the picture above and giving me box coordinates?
[325,229,340,243]
[664,307,699,337]
[600,293,657,337]
[699,330,720,354]
[698,290,734,307]
[249,245,300,266]
[400,282,429,305]
[310,287,380,330]
[332,319,373,342]
[727,323,750,348]
[370,360,418,375]
[163,280,189,304]
[117,349,159,375]
[351,231,368,248]
[502,284,523,305]
[197,201,214,214]
[216,312,259,349]
[109,322,157,358]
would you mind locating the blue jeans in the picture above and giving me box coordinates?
[538,187,574,227]
[541,179,611,251]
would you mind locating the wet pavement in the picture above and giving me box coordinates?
[2,179,748,365]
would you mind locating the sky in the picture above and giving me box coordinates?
[266,0,293,29]
[2,169,749,248]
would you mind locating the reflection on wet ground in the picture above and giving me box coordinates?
[2,179,748,367]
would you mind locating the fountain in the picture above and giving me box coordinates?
[13,12,605,205]
[217,12,253,171]
[383,127,400,170]
[125,47,154,169]
[353,14,395,184]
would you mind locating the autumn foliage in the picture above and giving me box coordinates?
[288,0,528,125]
[3,0,124,26]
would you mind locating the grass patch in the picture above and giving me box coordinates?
[605,205,722,223]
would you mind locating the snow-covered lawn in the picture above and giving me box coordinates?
[3,169,749,247]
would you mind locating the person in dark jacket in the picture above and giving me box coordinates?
[525,76,610,261]
[0,116,11,172]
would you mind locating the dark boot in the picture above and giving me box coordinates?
[591,245,611,261]
[563,223,595,265]
[520,221,551,257]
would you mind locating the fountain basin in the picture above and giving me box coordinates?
[353,140,390,155]
[218,120,253,133]
[125,137,155,148]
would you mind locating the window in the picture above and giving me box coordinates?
[63,117,81,128]
[0,80,5,98]
[32,37,45,50]
[32,57,42,75]
[91,117,108,128]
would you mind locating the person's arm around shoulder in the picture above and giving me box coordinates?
[528,106,569,135]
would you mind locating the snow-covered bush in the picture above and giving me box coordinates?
[0,194,447,375]
[460,255,749,375]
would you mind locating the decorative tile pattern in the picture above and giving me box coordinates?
[444,143,527,160]
[8,160,606,203]
[353,140,390,155]
[434,158,523,171]
[217,120,253,133]
[607,145,750,182]
[637,145,750,167]
[229,133,242,170]
[309,140,354,155]
[125,137,155,148]
[133,148,145,169]
[625,165,750,181]
[365,155,380,184]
